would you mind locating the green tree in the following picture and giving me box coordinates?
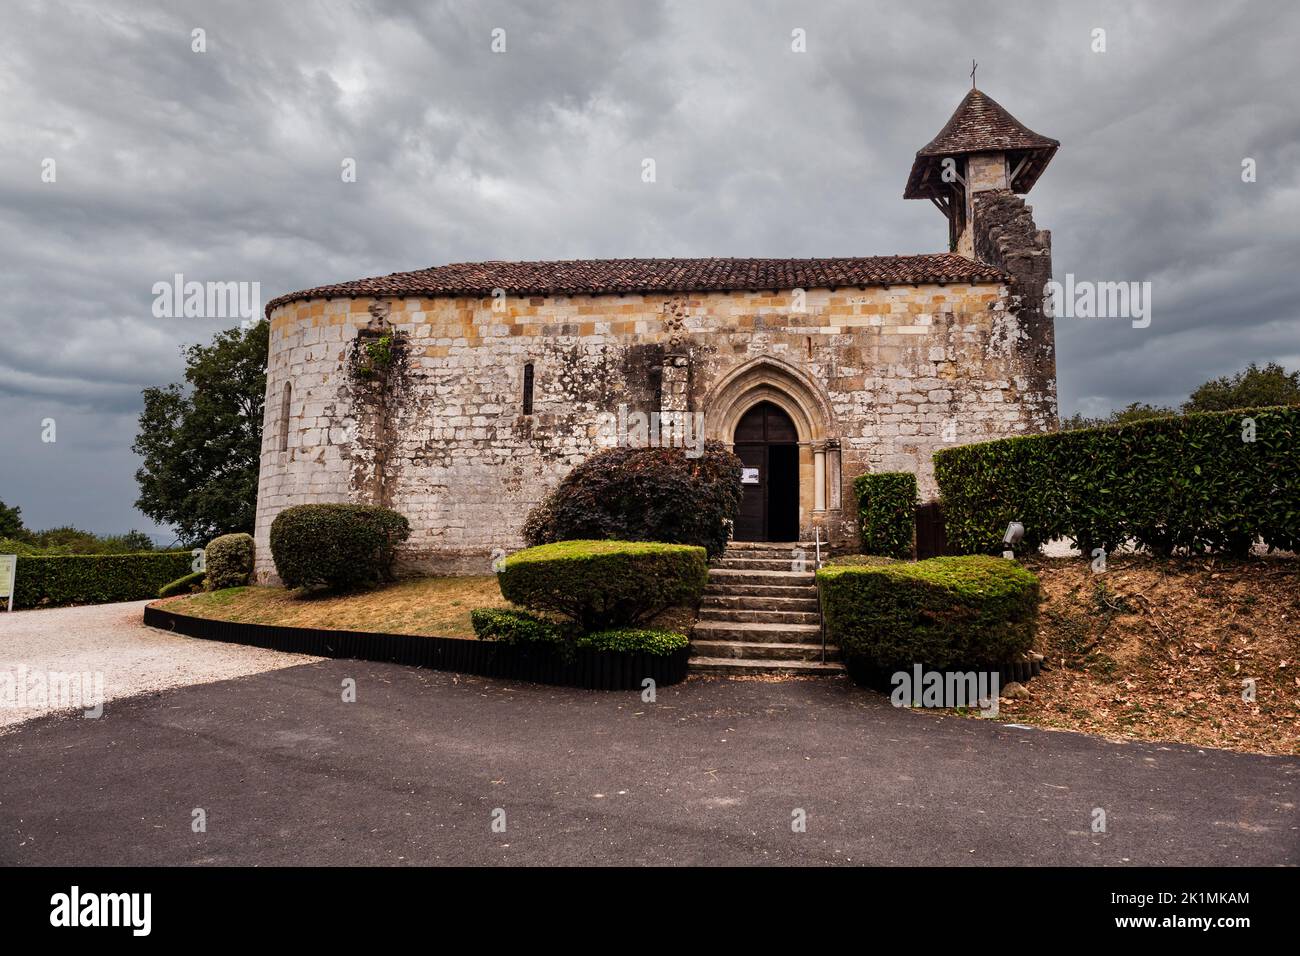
[0,499,26,539]
[1058,402,1175,431]
[133,322,268,546]
[1184,362,1300,412]
[1110,402,1177,425]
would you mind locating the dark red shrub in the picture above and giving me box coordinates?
[522,442,743,559]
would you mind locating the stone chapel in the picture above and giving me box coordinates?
[252,87,1060,580]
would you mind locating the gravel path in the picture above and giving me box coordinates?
[0,601,320,730]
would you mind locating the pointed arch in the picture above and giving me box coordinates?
[703,355,834,445]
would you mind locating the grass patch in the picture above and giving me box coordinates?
[157,575,511,639]
[156,574,699,642]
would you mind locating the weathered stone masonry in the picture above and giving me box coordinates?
[253,278,1056,579]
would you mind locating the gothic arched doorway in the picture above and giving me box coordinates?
[733,401,800,542]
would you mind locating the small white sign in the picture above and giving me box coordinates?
[0,554,15,612]
[741,467,760,485]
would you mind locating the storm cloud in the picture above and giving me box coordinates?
[1,0,1297,535]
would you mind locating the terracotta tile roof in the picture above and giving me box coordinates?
[265,253,1005,315]
[905,88,1059,199]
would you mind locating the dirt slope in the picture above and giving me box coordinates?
[999,555,1299,755]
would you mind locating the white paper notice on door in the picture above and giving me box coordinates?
[741,467,760,485]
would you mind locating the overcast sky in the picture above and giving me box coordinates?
[2,0,1297,537]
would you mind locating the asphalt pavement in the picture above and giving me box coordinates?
[2,658,1295,865]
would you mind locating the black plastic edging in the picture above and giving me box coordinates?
[143,604,689,691]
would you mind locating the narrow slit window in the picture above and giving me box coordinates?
[522,362,534,415]
[279,382,292,451]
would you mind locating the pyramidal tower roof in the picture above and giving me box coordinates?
[904,88,1059,199]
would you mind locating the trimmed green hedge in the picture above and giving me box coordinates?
[824,554,898,568]
[471,608,565,645]
[576,628,689,656]
[159,570,207,598]
[471,609,688,657]
[497,539,708,631]
[854,472,917,558]
[934,405,1300,556]
[817,555,1039,672]
[205,532,254,590]
[269,504,410,591]
[12,552,192,608]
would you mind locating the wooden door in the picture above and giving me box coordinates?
[732,402,799,542]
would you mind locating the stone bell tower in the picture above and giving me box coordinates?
[903,85,1059,261]
[904,84,1061,428]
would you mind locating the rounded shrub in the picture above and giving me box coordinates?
[817,555,1039,673]
[498,539,708,631]
[521,442,743,560]
[204,532,255,590]
[269,504,410,591]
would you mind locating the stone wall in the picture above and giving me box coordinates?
[252,280,1057,580]
[971,189,1058,412]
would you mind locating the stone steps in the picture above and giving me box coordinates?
[690,541,842,676]
[692,640,841,662]
[690,657,846,676]
[702,594,821,612]
[713,557,814,572]
[692,620,823,642]
[696,607,821,625]
[705,583,821,599]
[707,568,815,586]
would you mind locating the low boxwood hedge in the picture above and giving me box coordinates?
[817,555,1039,673]
[470,608,565,644]
[934,405,1300,556]
[823,554,897,568]
[471,609,688,657]
[269,504,410,591]
[159,570,207,598]
[854,472,917,559]
[576,628,689,656]
[12,552,192,608]
[497,539,708,631]
[205,532,254,590]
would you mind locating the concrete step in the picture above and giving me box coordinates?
[689,657,846,676]
[707,568,815,586]
[702,583,819,600]
[696,607,821,626]
[701,594,820,612]
[691,640,841,662]
[692,620,823,643]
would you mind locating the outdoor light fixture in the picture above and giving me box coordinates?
[1002,521,1025,560]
